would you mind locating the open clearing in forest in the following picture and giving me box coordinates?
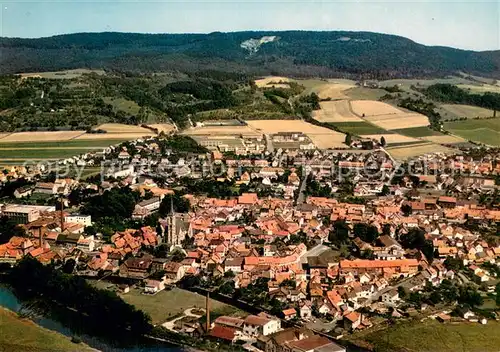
[254,76,292,88]
[18,69,105,80]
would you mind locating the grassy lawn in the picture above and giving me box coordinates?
[349,319,500,352]
[443,118,500,146]
[0,139,132,160]
[330,121,389,135]
[0,149,94,159]
[393,126,443,137]
[0,308,94,352]
[120,287,234,325]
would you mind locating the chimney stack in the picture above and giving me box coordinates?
[38,227,43,248]
[60,197,64,232]
[205,291,210,333]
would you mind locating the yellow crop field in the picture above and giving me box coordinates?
[247,119,331,134]
[75,133,155,140]
[360,134,420,144]
[0,131,86,143]
[96,123,154,134]
[424,135,467,144]
[366,113,430,130]
[182,125,261,137]
[351,100,403,117]
[313,82,356,100]
[308,134,348,149]
[387,143,454,160]
[312,100,363,123]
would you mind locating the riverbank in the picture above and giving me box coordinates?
[0,307,96,352]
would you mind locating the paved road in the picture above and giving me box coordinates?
[161,307,205,330]
[264,134,274,153]
[296,171,309,205]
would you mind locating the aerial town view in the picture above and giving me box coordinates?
[0,1,499,352]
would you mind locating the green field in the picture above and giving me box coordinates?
[349,319,500,352]
[0,308,94,352]
[343,87,387,100]
[0,139,132,160]
[0,149,97,159]
[457,84,500,94]
[439,104,495,119]
[444,118,500,146]
[331,121,389,135]
[120,287,235,325]
[393,126,443,137]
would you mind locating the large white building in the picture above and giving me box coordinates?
[64,214,92,227]
[243,313,281,337]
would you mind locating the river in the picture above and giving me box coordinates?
[0,285,369,352]
[0,285,183,352]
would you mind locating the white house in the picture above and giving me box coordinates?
[242,314,281,337]
[381,289,400,305]
[64,214,92,227]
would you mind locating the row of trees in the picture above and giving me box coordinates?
[424,84,500,111]
[9,257,152,336]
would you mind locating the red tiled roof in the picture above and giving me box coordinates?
[209,325,236,341]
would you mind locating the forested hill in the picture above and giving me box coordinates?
[1,31,499,78]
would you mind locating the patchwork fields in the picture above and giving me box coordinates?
[0,123,168,162]
[386,142,454,160]
[312,101,363,123]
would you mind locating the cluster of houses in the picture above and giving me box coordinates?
[0,136,499,350]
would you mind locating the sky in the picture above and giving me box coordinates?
[1,0,499,51]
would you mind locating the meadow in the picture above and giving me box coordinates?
[349,319,500,352]
[120,287,233,325]
[332,122,388,135]
[0,308,94,352]
[440,104,494,119]
[443,118,500,146]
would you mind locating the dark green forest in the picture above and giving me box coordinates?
[423,84,500,111]
[2,31,499,78]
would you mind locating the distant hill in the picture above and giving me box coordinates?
[1,31,499,78]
